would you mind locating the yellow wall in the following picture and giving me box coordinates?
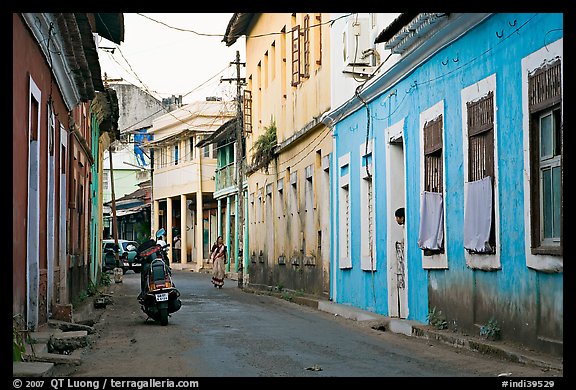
[244,13,332,295]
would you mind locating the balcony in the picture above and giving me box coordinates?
[215,163,236,192]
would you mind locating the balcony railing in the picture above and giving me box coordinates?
[215,164,236,191]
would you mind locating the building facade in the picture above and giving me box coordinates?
[13,13,123,329]
[224,13,333,297]
[325,13,563,355]
[148,100,236,270]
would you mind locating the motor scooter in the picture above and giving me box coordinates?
[136,229,181,325]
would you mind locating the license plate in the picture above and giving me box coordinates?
[155,293,169,302]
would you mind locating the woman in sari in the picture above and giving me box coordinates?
[210,236,227,288]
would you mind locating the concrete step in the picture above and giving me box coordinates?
[26,349,83,366]
[48,319,96,334]
[13,361,54,377]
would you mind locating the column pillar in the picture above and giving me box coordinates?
[180,194,187,264]
[234,194,239,271]
[217,198,222,237]
[167,197,173,259]
[153,200,160,236]
[226,196,231,273]
[196,191,203,271]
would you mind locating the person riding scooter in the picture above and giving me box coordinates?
[137,228,170,300]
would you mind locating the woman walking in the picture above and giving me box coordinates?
[210,236,227,288]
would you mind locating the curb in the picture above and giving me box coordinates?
[243,285,563,374]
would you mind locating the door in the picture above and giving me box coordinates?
[386,121,408,319]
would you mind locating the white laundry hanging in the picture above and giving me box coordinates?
[418,191,444,250]
[464,176,493,253]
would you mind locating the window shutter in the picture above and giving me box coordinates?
[243,90,252,133]
[291,25,301,86]
[303,15,310,78]
[528,60,561,113]
[424,115,443,193]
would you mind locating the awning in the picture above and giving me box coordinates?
[115,204,150,217]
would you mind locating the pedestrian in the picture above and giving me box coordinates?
[173,234,181,263]
[394,207,406,289]
[395,207,405,226]
[210,235,227,289]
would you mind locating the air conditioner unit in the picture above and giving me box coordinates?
[343,17,371,66]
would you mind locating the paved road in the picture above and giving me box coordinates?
[55,270,561,379]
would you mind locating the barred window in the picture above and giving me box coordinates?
[291,25,301,86]
[528,60,562,256]
[244,90,252,134]
[423,115,443,193]
[466,91,496,253]
[303,15,310,78]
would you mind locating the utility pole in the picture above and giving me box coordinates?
[103,72,123,87]
[108,145,121,281]
[222,50,246,287]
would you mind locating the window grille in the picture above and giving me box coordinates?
[244,90,252,133]
[291,25,301,86]
[466,91,496,253]
[423,115,443,193]
[303,15,310,78]
[528,60,562,255]
[467,91,494,181]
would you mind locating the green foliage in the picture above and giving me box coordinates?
[13,330,25,362]
[427,307,448,330]
[250,120,277,174]
[480,318,501,340]
[281,291,293,302]
[134,222,150,246]
[86,280,99,297]
[72,291,89,309]
[99,271,111,286]
[13,315,27,362]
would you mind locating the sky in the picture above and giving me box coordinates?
[97,13,246,105]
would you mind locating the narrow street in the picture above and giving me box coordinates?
[52,270,561,379]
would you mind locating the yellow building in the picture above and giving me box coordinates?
[146,99,236,271]
[224,13,332,297]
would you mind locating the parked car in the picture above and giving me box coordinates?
[102,239,141,274]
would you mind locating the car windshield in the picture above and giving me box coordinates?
[122,242,138,251]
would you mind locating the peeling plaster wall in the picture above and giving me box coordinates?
[331,13,563,354]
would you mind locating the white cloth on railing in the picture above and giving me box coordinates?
[418,191,444,250]
[464,176,493,253]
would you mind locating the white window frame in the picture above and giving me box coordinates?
[521,38,563,273]
[419,100,448,269]
[359,141,376,271]
[338,153,351,269]
[461,73,501,270]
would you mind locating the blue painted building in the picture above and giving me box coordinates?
[324,13,563,355]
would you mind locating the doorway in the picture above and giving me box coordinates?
[386,120,408,319]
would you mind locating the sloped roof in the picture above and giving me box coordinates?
[223,13,256,46]
[374,13,419,44]
[94,13,125,44]
[196,118,237,148]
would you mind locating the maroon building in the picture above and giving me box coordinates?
[13,13,123,330]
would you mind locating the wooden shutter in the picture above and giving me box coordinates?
[243,90,252,134]
[467,91,495,181]
[303,15,310,78]
[291,25,301,86]
[423,116,443,193]
[528,60,561,113]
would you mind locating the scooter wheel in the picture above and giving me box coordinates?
[159,308,168,326]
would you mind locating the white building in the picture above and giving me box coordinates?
[147,99,236,270]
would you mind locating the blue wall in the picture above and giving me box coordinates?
[331,13,563,342]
